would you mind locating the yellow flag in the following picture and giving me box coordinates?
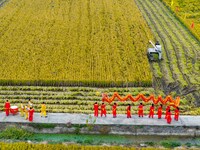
[171,0,174,6]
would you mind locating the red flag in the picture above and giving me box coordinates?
[191,22,195,29]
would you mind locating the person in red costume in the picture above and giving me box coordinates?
[166,109,172,124]
[112,103,117,118]
[93,102,99,117]
[149,104,154,118]
[138,103,144,117]
[127,104,131,118]
[174,107,179,121]
[28,107,34,122]
[165,106,170,119]
[157,104,162,119]
[4,100,10,116]
[101,103,106,117]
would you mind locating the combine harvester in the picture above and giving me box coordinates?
[147,40,162,61]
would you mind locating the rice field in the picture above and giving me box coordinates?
[0,0,153,87]
[161,0,200,40]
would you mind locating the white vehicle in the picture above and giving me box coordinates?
[147,40,162,61]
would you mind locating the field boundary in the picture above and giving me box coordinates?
[0,80,152,87]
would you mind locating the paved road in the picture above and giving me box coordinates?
[1,112,200,127]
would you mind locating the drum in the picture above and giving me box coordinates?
[10,106,18,115]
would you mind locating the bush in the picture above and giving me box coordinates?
[144,141,155,146]
[185,142,192,147]
[161,140,181,148]
[0,127,33,140]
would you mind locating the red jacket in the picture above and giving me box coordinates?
[94,104,98,111]
[149,106,154,113]
[4,102,10,109]
[112,105,117,113]
[138,105,143,111]
[101,104,106,112]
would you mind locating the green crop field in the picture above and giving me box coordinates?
[0,0,153,87]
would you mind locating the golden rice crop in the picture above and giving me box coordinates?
[0,142,138,150]
[162,0,200,40]
[0,0,153,86]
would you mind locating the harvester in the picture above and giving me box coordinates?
[147,40,162,61]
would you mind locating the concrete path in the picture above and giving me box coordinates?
[1,112,200,127]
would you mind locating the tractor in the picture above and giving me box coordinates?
[147,40,162,61]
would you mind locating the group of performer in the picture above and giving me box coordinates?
[4,100,47,122]
[94,102,180,124]
[4,100,180,124]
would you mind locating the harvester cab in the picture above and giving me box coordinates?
[147,40,162,61]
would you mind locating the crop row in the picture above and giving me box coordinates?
[0,0,153,86]
[1,86,192,114]
[0,142,133,150]
[0,100,192,114]
[0,86,154,92]
[0,101,180,114]
[135,0,200,106]
[0,93,195,115]
[161,0,200,41]
[0,86,158,113]
[153,0,200,85]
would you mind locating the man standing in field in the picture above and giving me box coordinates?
[20,102,24,117]
[112,103,117,118]
[94,102,99,117]
[41,102,47,118]
[28,99,33,108]
[101,103,106,117]
[166,109,172,124]
[138,103,144,117]
[174,107,179,121]
[149,104,154,118]
[24,105,29,120]
[157,104,162,119]
[29,107,34,122]
[165,106,170,119]
[126,104,131,118]
[4,100,10,116]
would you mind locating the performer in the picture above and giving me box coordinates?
[4,100,10,116]
[24,105,29,120]
[28,99,33,108]
[165,106,170,119]
[112,103,117,118]
[174,107,179,121]
[157,104,162,119]
[149,104,154,118]
[127,104,131,118]
[28,107,34,122]
[166,109,172,124]
[138,103,144,117]
[20,102,24,117]
[94,102,99,117]
[101,103,106,117]
[41,102,47,117]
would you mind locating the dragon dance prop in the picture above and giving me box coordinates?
[102,92,180,107]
